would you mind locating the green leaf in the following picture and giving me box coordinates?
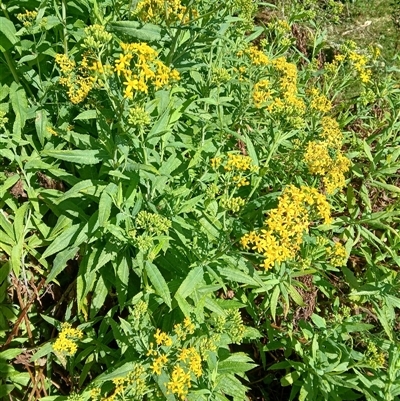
[98,184,117,227]
[288,284,305,307]
[373,300,394,341]
[175,264,204,299]
[35,109,49,147]
[0,17,19,52]
[74,109,97,120]
[0,384,14,398]
[114,253,129,308]
[311,314,326,329]
[270,285,280,322]
[41,149,105,164]
[13,203,29,241]
[218,267,259,286]
[46,246,79,283]
[145,261,171,308]
[93,362,136,383]
[147,103,174,141]
[0,348,23,360]
[363,140,374,164]
[90,275,108,318]
[10,82,28,137]
[281,371,301,387]
[126,162,159,175]
[108,21,161,42]
[217,354,256,374]
[244,134,259,167]
[42,224,81,259]
[369,180,400,194]
[0,206,16,240]
[30,342,54,362]
[10,237,24,276]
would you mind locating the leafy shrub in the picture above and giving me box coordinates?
[0,0,399,400]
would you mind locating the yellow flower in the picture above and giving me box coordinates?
[241,186,332,270]
[151,353,168,375]
[167,366,191,400]
[308,88,332,113]
[53,323,83,356]
[154,329,172,347]
[328,242,347,266]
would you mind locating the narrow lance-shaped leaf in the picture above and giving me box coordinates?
[145,261,171,308]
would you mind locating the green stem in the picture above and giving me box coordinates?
[61,0,68,55]
[3,50,20,84]
[139,128,148,165]
[1,2,11,19]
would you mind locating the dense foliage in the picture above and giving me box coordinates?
[0,0,399,400]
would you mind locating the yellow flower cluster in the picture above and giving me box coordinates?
[178,347,202,377]
[115,42,180,98]
[268,19,291,35]
[167,366,191,400]
[55,54,75,74]
[233,176,250,188]
[348,51,372,83]
[271,57,306,115]
[253,79,271,108]
[53,323,83,356]
[238,46,269,66]
[0,110,8,129]
[211,153,258,189]
[211,67,231,84]
[154,328,173,346]
[241,185,332,270]
[144,317,213,400]
[166,346,204,399]
[151,353,168,375]
[365,341,386,369]
[17,10,38,27]
[320,116,343,148]
[325,45,372,84]
[147,329,173,375]
[308,88,332,113]
[55,54,97,104]
[91,365,146,401]
[174,316,196,340]
[128,106,151,127]
[327,242,347,266]
[132,0,196,24]
[224,153,257,172]
[304,117,351,194]
[324,53,345,75]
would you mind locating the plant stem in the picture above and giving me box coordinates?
[3,50,20,84]
[61,0,68,55]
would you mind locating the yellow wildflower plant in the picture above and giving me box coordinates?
[224,153,258,173]
[114,42,180,99]
[327,242,347,267]
[53,323,83,356]
[253,79,271,108]
[304,117,351,194]
[241,186,332,270]
[17,10,38,28]
[132,0,197,24]
[167,365,192,399]
[90,365,147,400]
[308,87,332,113]
[55,54,102,104]
[154,328,173,347]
